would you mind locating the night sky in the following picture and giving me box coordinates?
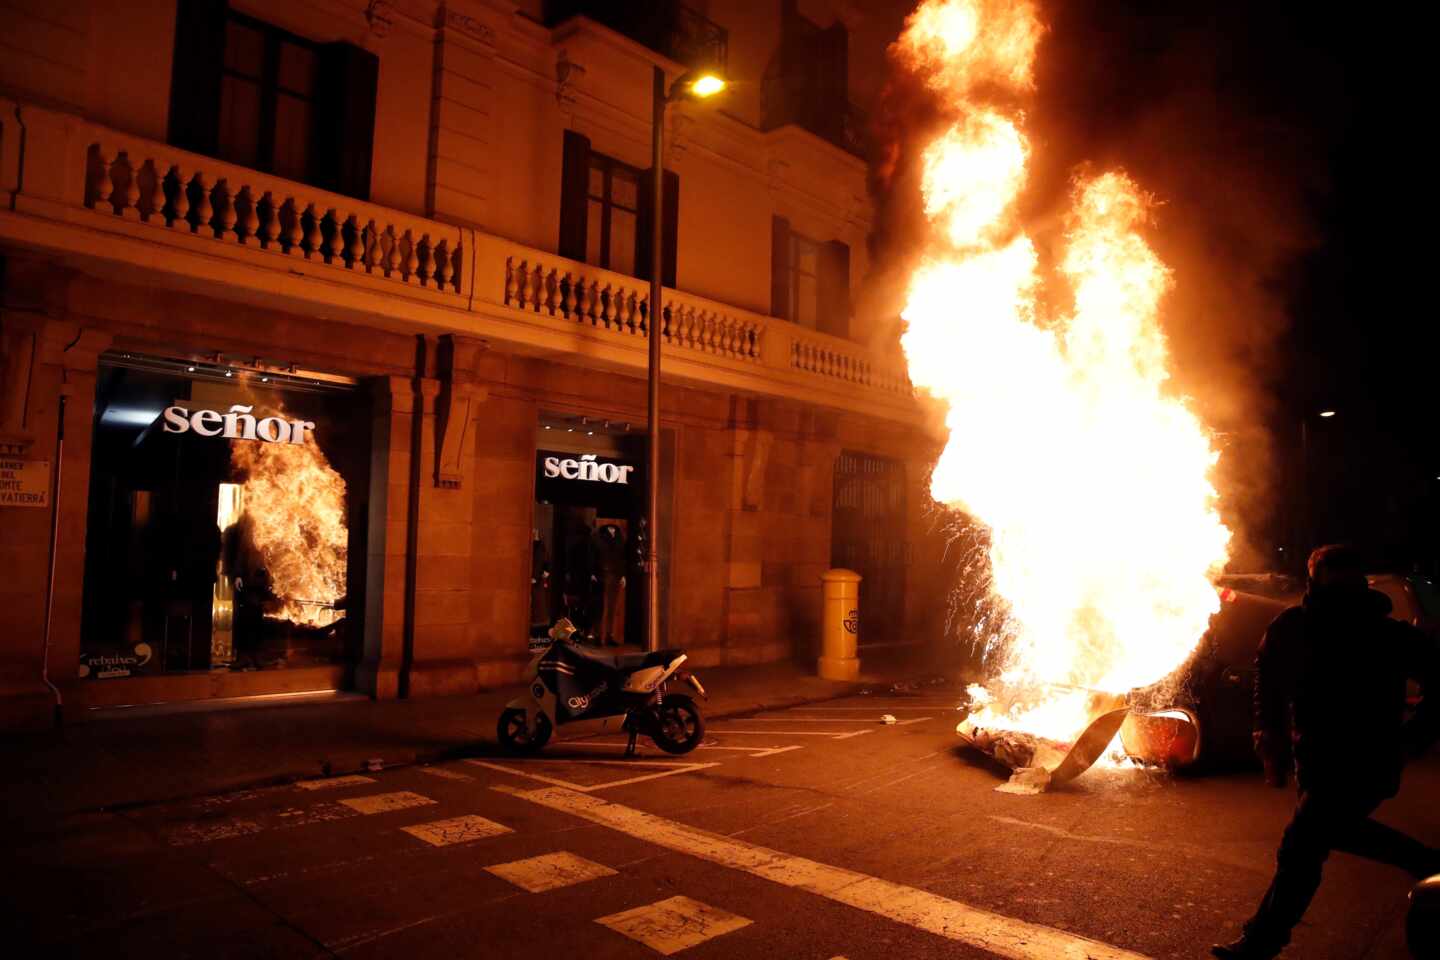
[869,1,1432,575]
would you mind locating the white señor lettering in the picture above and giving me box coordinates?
[161,405,316,445]
[543,456,634,485]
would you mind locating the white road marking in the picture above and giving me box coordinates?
[562,740,795,754]
[295,774,376,790]
[416,766,473,782]
[705,729,861,737]
[486,851,617,892]
[834,730,876,740]
[749,745,805,758]
[506,786,1152,960]
[596,895,752,956]
[401,814,512,847]
[164,818,264,845]
[727,717,916,723]
[467,758,719,792]
[339,791,437,815]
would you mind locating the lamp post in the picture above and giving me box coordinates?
[646,65,725,652]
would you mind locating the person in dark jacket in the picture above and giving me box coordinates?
[1213,544,1440,959]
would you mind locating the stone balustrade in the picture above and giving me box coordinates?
[790,330,911,396]
[0,99,914,419]
[495,246,763,364]
[81,139,464,295]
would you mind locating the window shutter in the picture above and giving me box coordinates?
[818,239,851,339]
[167,0,228,156]
[558,130,591,261]
[770,216,791,319]
[314,43,379,200]
[637,167,679,287]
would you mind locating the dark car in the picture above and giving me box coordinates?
[1121,588,1289,770]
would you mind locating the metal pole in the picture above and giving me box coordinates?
[646,65,665,653]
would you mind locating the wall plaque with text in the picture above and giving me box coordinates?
[0,458,49,508]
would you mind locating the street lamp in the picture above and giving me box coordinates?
[645,65,726,652]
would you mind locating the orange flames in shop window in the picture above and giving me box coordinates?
[895,0,1231,742]
[230,414,348,628]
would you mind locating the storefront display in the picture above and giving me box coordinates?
[78,354,370,680]
[532,417,645,646]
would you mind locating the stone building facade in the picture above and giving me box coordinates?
[0,0,950,730]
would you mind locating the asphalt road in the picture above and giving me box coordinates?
[9,691,1435,959]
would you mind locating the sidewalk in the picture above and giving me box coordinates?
[1,655,953,825]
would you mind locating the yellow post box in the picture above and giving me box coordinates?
[819,568,862,681]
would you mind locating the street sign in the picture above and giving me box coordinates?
[0,458,50,508]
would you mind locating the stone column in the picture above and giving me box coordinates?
[358,375,414,700]
[0,259,111,728]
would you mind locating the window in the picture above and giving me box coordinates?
[168,0,378,199]
[770,216,851,338]
[788,232,821,330]
[219,14,320,183]
[585,154,642,276]
[558,130,678,285]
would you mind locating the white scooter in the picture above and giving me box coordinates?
[498,619,706,756]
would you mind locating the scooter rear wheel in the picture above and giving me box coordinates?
[497,708,552,754]
[650,694,705,755]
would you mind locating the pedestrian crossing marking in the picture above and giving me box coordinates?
[416,766,473,781]
[295,774,376,790]
[340,791,436,815]
[596,895,752,955]
[485,851,617,892]
[164,818,265,845]
[401,814,511,847]
[508,786,1154,960]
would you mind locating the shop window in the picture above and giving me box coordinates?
[559,130,679,286]
[78,354,370,681]
[771,216,850,338]
[531,414,675,648]
[168,0,379,199]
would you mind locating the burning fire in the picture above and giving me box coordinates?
[895,0,1231,743]
[230,408,348,628]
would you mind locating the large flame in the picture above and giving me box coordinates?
[895,0,1230,742]
[230,411,348,628]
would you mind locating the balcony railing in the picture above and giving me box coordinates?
[0,98,913,419]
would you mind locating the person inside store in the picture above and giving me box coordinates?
[593,520,627,646]
[1213,544,1440,959]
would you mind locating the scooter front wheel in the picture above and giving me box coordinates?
[497,708,552,754]
[650,694,705,755]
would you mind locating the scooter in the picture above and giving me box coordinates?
[498,618,707,756]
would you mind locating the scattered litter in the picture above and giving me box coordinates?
[880,714,898,725]
[996,766,1052,795]
[365,757,384,772]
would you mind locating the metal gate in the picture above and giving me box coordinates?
[831,451,909,647]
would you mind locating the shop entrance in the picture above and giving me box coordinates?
[531,415,647,646]
[78,353,370,689]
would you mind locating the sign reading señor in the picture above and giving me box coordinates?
[162,404,316,444]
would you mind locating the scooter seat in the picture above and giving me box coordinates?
[613,648,685,672]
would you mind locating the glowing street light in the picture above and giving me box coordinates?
[1318,410,1336,418]
[688,73,726,98]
